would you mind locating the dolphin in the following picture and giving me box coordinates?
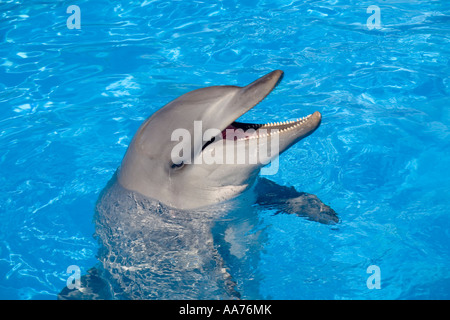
[118,70,325,210]
[58,70,337,300]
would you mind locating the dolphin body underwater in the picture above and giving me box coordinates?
[58,70,337,300]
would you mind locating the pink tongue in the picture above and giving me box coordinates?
[222,124,237,139]
[222,124,260,140]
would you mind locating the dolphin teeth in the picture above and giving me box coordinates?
[249,113,314,136]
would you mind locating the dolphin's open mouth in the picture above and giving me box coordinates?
[200,70,322,153]
[201,112,321,153]
[181,70,322,157]
[221,113,319,141]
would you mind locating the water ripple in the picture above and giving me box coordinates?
[0,0,449,299]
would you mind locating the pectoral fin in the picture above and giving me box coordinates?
[255,177,339,224]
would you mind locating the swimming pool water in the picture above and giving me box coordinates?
[1,0,449,299]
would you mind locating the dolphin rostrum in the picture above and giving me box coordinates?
[58,70,337,300]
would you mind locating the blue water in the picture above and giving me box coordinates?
[1,0,449,299]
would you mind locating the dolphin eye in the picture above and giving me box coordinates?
[171,161,185,169]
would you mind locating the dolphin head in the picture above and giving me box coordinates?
[118,70,321,209]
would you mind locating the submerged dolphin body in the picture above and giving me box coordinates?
[58,70,337,300]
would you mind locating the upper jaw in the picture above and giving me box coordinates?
[226,69,285,125]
